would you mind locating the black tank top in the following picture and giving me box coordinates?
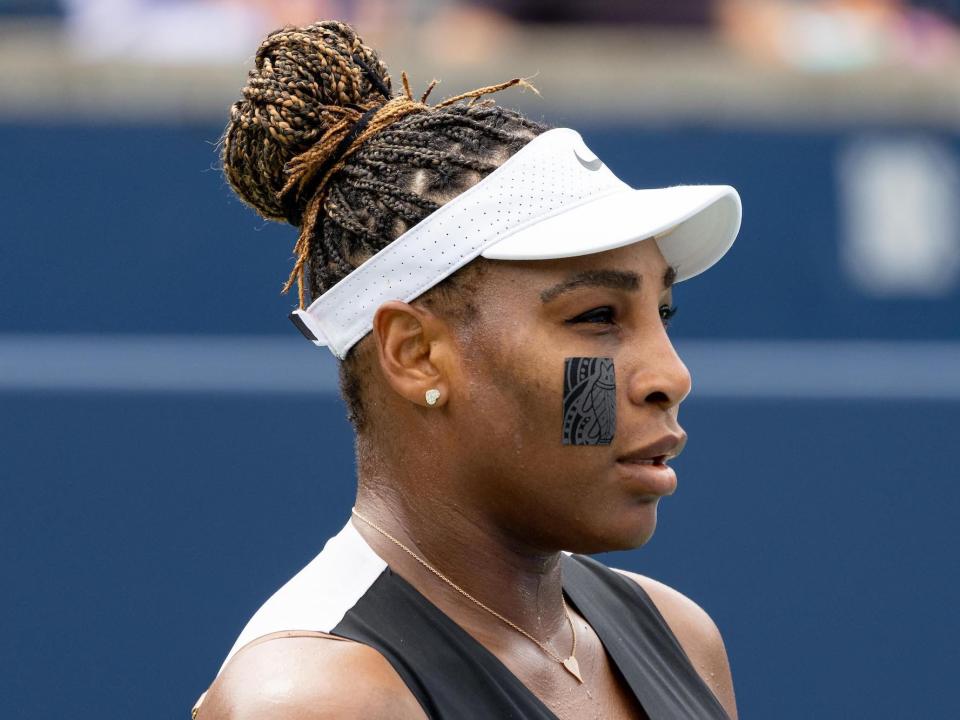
[213,520,729,719]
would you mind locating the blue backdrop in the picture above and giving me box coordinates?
[2,121,958,719]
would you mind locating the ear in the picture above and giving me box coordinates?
[371,300,453,408]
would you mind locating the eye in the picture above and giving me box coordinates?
[659,304,678,328]
[567,306,615,325]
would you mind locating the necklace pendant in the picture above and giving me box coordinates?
[562,655,584,683]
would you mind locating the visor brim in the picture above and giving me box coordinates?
[481,184,742,282]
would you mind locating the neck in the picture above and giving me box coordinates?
[353,450,569,644]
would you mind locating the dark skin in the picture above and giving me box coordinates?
[199,239,738,720]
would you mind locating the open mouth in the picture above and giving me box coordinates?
[616,432,686,468]
[620,454,668,467]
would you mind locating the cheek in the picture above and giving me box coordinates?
[458,338,559,454]
[455,313,612,465]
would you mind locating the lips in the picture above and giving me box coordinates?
[617,433,686,466]
[614,433,686,498]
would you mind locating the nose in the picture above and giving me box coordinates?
[625,328,692,411]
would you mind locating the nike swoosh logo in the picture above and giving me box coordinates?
[573,148,603,171]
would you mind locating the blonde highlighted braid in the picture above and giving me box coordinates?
[221,20,546,429]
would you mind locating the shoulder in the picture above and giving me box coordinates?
[613,569,738,720]
[194,631,427,720]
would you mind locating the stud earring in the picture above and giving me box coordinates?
[425,388,441,406]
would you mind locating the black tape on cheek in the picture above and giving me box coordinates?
[562,357,616,445]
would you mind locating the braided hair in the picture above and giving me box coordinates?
[222,20,547,431]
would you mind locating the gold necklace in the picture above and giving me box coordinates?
[351,507,584,683]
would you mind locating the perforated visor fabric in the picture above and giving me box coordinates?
[291,128,742,358]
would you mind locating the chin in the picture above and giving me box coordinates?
[569,500,661,554]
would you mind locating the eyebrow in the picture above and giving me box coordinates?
[663,265,677,290]
[540,266,677,304]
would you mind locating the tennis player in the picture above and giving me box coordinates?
[194,20,741,720]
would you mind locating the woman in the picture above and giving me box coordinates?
[196,20,741,720]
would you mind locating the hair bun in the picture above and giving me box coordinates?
[222,20,392,223]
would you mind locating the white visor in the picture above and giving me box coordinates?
[290,127,742,359]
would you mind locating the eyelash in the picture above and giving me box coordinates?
[569,306,616,325]
[567,304,678,328]
[660,304,678,327]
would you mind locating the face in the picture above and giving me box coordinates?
[445,238,692,554]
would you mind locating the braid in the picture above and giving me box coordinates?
[221,20,548,431]
[222,21,389,222]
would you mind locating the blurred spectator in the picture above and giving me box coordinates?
[44,0,960,69]
[914,0,959,20]
[60,0,421,63]
[464,0,714,26]
[716,0,960,71]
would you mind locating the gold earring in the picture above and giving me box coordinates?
[425,388,441,406]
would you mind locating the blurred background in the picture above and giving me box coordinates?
[2,1,958,718]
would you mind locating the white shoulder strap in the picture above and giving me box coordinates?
[217,520,386,675]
